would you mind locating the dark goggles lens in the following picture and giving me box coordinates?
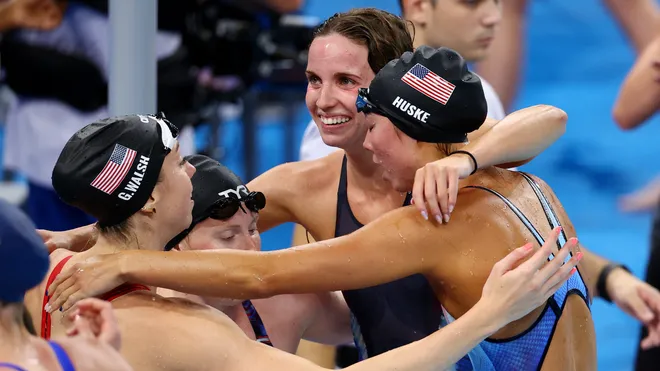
[207,191,266,220]
[356,88,385,115]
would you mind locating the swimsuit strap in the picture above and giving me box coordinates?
[242,300,273,347]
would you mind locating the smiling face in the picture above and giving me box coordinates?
[305,33,376,150]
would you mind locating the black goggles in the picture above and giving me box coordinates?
[356,88,388,116]
[205,191,266,221]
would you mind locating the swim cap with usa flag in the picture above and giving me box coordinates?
[359,46,487,143]
[52,112,178,227]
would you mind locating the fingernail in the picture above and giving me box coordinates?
[421,211,428,220]
[576,252,583,261]
[411,199,415,204]
[46,290,49,296]
[44,303,51,313]
[59,307,63,312]
[570,267,577,275]
[435,214,443,224]
[443,214,450,223]
[449,205,454,213]
[523,243,533,251]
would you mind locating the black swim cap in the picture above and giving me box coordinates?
[356,45,487,143]
[0,200,49,303]
[52,113,179,227]
[165,155,266,250]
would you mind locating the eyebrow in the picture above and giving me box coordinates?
[305,70,362,81]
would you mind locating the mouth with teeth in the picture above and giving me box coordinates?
[320,116,351,126]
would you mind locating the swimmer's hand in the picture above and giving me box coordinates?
[479,227,582,326]
[38,224,97,254]
[606,268,660,349]
[65,298,122,351]
[412,152,474,224]
[47,253,125,313]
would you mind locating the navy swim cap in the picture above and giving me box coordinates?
[356,46,487,143]
[0,200,49,303]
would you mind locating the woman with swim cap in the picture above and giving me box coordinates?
[162,154,353,353]
[0,199,130,371]
[41,7,660,362]
[33,112,581,370]
[45,47,597,370]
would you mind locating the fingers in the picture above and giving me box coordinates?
[535,237,578,283]
[446,170,458,219]
[73,298,122,350]
[424,167,442,222]
[412,168,428,219]
[519,227,562,272]
[46,272,77,312]
[540,247,582,295]
[491,243,535,277]
[637,285,660,324]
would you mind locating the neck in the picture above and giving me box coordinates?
[88,222,169,256]
[0,307,31,351]
[343,145,393,192]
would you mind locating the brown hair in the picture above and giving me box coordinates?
[314,8,414,74]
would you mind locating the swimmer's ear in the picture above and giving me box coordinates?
[140,195,158,216]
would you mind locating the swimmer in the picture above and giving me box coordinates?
[30,112,582,371]
[40,7,660,360]
[161,154,352,353]
[45,48,597,370]
[0,199,130,371]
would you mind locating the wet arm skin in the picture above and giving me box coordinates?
[118,206,438,299]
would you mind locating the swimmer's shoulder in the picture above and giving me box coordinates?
[110,292,243,369]
[251,150,344,193]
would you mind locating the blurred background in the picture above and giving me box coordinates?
[1,0,659,370]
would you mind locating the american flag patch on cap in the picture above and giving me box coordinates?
[90,144,137,195]
[401,63,455,105]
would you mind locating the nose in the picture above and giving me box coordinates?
[186,162,196,178]
[481,0,502,27]
[363,129,374,152]
[316,84,337,111]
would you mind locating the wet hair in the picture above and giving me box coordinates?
[313,8,414,74]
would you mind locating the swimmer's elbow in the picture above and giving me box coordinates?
[612,105,641,131]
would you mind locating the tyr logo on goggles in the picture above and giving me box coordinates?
[356,88,387,116]
[207,191,266,220]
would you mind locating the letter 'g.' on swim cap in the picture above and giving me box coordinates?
[0,200,49,303]
[52,113,178,227]
[357,46,488,143]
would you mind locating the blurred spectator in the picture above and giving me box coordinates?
[612,33,660,370]
[476,0,660,111]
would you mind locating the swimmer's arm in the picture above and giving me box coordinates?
[604,0,660,53]
[344,301,502,371]
[613,35,660,130]
[238,299,502,371]
[118,206,439,299]
[462,104,567,169]
[247,162,302,232]
[301,291,353,345]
